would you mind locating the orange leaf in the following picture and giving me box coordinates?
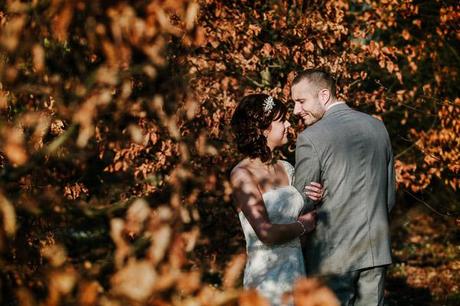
[239,289,270,306]
[223,253,246,289]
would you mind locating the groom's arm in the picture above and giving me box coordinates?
[387,143,396,212]
[294,132,321,212]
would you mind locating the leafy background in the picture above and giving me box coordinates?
[0,0,458,305]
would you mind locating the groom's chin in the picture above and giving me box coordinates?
[305,117,321,126]
[301,115,314,126]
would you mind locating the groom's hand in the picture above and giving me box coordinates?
[298,210,317,233]
[304,182,324,203]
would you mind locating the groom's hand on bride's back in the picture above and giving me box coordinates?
[298,210,317,233]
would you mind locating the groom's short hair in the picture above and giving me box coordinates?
[292,69,337,99]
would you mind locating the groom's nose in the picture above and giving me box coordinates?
[293,102,300,115]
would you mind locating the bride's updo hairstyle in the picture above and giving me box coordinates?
[231,94,287,163]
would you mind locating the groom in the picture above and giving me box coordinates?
[291,69,395,305]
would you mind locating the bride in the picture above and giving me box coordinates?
[230,94,323,305]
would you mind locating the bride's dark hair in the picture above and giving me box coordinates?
[231,94,287,163]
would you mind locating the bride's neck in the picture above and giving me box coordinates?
[249,157,277,168]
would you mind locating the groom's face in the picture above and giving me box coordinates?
[291,80,326,126]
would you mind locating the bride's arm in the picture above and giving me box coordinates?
[231,167,315,245]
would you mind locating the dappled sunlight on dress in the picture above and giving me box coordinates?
[238,161,306,306]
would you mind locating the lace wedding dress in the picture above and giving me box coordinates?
[238,161,306,306]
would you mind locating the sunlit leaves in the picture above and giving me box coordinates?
[0,192,16,237]
[0,0,458,305]
[293,278,340,306]
[239,289,269,306]
[0,15,25,52]
[52,3,73,43]
[222,253,246,289]
[111,259,157,302]
[46,268,78,306]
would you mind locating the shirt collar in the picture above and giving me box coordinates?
[326,101,346,111]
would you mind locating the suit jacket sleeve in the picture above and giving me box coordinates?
[294,132,321,212]
[387,144,396,212]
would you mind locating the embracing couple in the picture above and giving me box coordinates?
[230,69,396,306]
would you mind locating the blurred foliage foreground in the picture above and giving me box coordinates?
[0,0,458,305]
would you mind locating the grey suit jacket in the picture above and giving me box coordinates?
[294,103,395,275]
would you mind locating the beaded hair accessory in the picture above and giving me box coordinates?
[263,96,275,113]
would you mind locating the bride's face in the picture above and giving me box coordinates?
[265,118,290,149]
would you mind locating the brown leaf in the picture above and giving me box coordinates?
[15,288,35,306]
[0,15,26,51]
[53,4,73,42]
[182,226,200,252]
[64,182,89,200]
[222,253,246,289]
[50,119,65,136]
[152,264,180,293]
[78,281,102,306]
[176,270,201,295]
[185,2,200,30]
[110,218,131,269]
[101,40,118,68]
[197,285,240,306]
[293,278,339,306]
[32,44,45,72]
[169,235,186,269]
[239,289,270,306]
[143,39,167,66]
[402,29,411,40]
[125,198,151,237]
[47,268,78,306]
[155,8,182,36]
[96,66,119,85]
[3,127,27,165]
[41,244,67,267]
[111,259,157,302]
[147,225,172,265]
[305,41,315,52]
[193,26,206,46]
[0,90,8,110]
[0,193,16,237]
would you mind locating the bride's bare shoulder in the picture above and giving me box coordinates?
[230,159,253,181]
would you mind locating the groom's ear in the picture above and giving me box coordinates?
[318,88,331,105]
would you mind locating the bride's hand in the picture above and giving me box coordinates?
[304,182,324,202]
[298,210,317,233]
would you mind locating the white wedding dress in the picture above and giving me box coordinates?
[238,161,306,306]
